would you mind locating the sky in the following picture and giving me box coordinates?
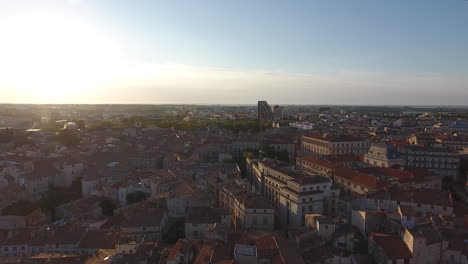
[0,0,467,105]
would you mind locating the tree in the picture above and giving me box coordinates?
[263,146,290,163]
[243,151,255,160]
[38,121,62,132]
[40,185,81,220]
[0,128,15,143]
[100,199,116,216]
[76,120,86,129]
[126,191,147,205]
[56,129,80,147]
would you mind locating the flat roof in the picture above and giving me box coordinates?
[234,244,257,256]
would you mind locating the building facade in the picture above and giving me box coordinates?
[364,142,405,168]
[301,134,370,156]
[247,158,336,227]
[399,146,460,178]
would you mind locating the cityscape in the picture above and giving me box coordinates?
[0,103,467,263]
[1,1,468,264]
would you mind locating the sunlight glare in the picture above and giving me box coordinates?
[0,12,122,102]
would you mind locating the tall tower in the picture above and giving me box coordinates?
[258,101,274,122]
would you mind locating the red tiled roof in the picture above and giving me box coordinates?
[194,244,214,264]
[299,156,336,170]
[300,156,385,190]
[371,233,412,259]
[325,154,361,163]
[334,167,385,190]
[167,240,184,261]
[358,167,413,180]
[368,187,453,207]
[388,140,408,148]
[255,234,278,250]
[303,134,366,142]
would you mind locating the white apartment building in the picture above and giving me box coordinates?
[219,184,274,230]
[399,146,460,178]
[302,134,370,156]
[247,158,335,227]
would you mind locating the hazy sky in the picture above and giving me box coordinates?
[0,0,467,105]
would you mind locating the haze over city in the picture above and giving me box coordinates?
[1,0,467,105]
[2,1,468,263]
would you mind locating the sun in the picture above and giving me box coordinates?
[0,12,121,103]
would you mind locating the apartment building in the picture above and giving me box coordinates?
[360,187,454,216]
[301,134,370,156]
[296,156,385,195]
[278,175,334,226]
[258,100,282,122]
[219,184,275,231]
[436,135,468,151]
[231,139,260,157]
[247,158,336,227]
[399,145,460,178]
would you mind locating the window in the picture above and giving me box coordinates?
[323,185,327,189]
[309,206,312,212]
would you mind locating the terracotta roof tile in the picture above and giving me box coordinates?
[371,233,412,259]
